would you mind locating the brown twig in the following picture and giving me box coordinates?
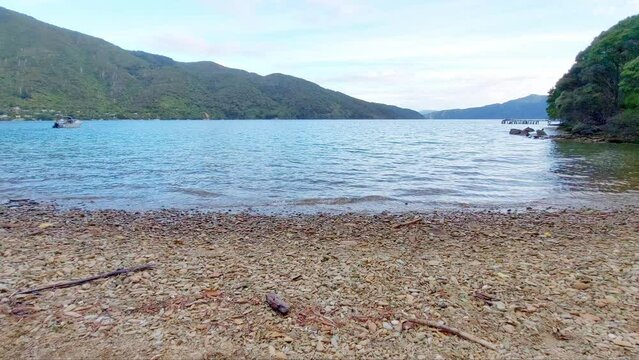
[405,319,499,351]
[474,291,498,305]
[15,264,156,295]
[393,217,422,229]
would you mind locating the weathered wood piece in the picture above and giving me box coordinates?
[393,217,422,229]
[405,319,499,351]
[15,264,156,295]
[474,291,498,305]
[266,292,290,315]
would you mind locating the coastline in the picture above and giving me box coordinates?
[552,134,639,144]
[1,205,637,359]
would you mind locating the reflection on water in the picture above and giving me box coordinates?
[0,119,637,212]
[551,141,639,193]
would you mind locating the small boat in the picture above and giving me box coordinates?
[543,119,564,135]
[53,116,82,128]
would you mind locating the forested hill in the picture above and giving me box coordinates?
[0,7,423,120]
[424,95,548,119]
[547,15,639,141]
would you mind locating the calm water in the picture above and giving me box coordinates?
[1,120,638,213]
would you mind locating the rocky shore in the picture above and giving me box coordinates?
[1,205,638,359]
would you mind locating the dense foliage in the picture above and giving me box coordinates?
[425,94,548,119]
[0,7,423,120]
[547,15,639,141]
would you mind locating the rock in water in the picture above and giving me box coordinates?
[509,129,523,135]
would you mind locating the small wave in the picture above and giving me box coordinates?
[56,195,111,201]
[171,187,222,198]
[399,188,460,196]
[292,195,396,205]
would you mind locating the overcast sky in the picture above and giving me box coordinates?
[2,0,639,110]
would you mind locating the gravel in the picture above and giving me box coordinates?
[1,205,638,359]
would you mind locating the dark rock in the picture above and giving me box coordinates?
[266,293,290,315]
[536,129,547,137]
[524,127,535,133]
[509,129,522,135]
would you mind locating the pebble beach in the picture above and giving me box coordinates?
[1,204,638,359]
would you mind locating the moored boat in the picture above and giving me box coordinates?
[53,116,82,128]
[543,119,564,135]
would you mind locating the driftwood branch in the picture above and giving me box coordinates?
[405,319,499,351]
[393,217,422,229]
[474,291,498,306]
[266,292,290,315]
[16,264,156,295]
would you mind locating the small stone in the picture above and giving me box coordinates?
[268,346,287,360]
[503,324,516,333]
[494,301,507,311]
[573,281,590,290]
[331,335,339,348]
[316,341,325,352]
[38,222,53,229]
[612,338,634,348]
[580,313,600,322]
[367,321,377,333]
[604,295,618,304]
[383,322,393,330]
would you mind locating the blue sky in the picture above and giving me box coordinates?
[2,0,639,110]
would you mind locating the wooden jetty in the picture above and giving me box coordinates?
[501,118,542,125]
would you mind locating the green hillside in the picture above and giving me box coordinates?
[0,7,423,120]
[547,15,639,141]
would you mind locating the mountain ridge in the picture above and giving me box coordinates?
[424,94,548,119]
[0,7,423,120]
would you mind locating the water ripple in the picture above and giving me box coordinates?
[1,119,638,212]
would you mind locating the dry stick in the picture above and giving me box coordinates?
[393,217,423,229]
[406,319,499,351]
[15,264,156,295]
[474,291,498,306]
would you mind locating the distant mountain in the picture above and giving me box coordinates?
[0,7,423,120]
[424,95,548,119]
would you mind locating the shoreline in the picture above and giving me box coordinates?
[1,205,638,359]
[553,134,639,144]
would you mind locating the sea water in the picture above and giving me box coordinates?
[1,119,638,212]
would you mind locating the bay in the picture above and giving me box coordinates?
[1,119,637,213]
